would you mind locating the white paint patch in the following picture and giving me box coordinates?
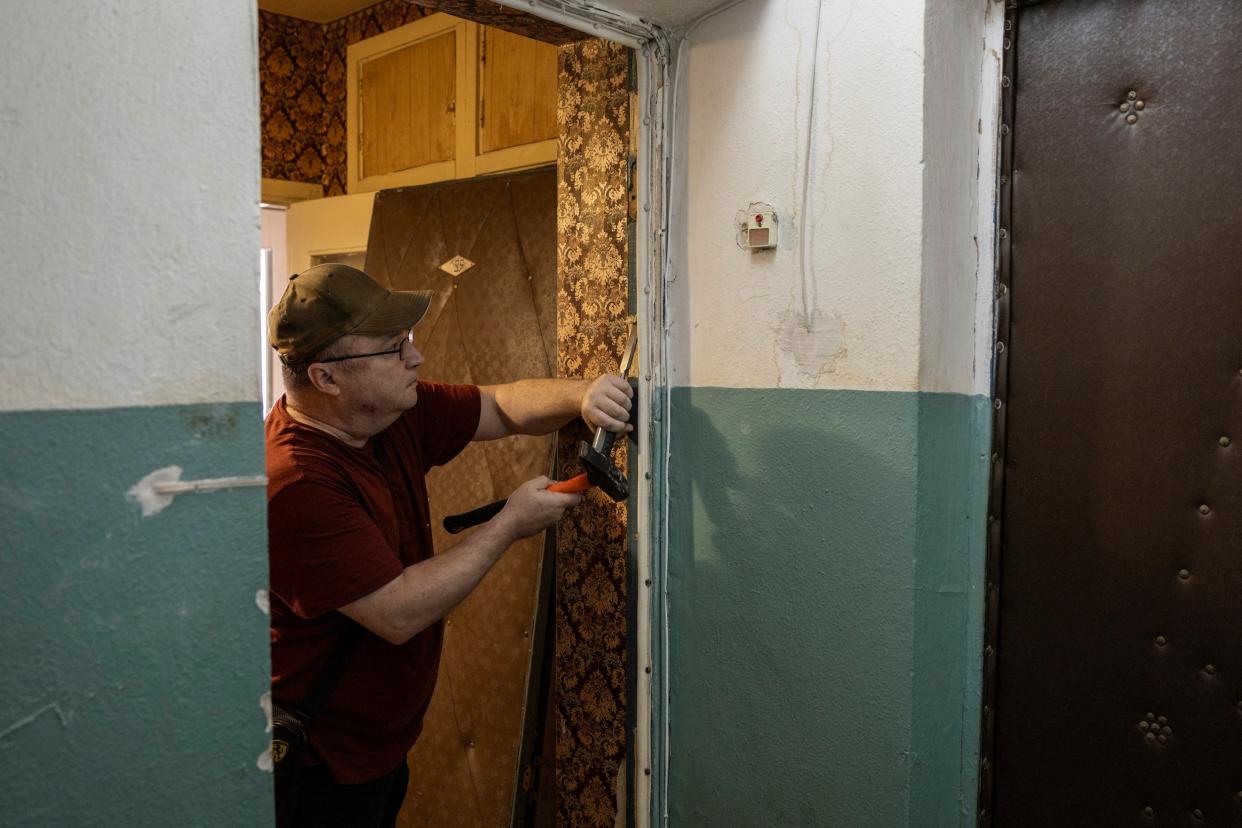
[775,305,847,384]
[255,589,270,616]
[260,691,273,733]
[126,466,267,517]
[257,691,274,772]
[126,466,184,517]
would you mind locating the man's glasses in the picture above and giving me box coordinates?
[314,328,415,364]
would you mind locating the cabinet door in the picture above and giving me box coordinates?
[359,30,456,177]
[477,26,557,168]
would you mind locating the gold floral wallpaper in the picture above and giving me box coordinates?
[259,11,329,187]
[555,37,632,828]
[260,1,586,196]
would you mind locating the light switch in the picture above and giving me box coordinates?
[745,210,777,250]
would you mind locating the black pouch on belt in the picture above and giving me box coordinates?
[272,624,362,827]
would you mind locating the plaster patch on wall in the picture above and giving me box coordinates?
[127,466,266,517]
[126,465,183,517]
[257,692,274,772]
[775,305,846,384]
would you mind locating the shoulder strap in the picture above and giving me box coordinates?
[295,622,363,726]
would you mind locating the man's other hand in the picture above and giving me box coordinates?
[581,374,633,433]
[496,476,583,539]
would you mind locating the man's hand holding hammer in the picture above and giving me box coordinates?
[580,373,635,436]
[445,324,639,534]
[485,372,633,537]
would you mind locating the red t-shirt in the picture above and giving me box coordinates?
[265,381,481,784]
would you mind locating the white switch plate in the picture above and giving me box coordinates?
[745,209,777,250]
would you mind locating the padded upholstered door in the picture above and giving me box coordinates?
[984,2,1242,825]
[364,167,556,827]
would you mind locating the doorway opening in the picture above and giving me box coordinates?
[255,2,668,824]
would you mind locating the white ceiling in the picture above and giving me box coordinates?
[257,0,381,23]
[583,0,737,31]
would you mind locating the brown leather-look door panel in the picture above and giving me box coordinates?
[986,2,1242,826]
[365,167,557,828]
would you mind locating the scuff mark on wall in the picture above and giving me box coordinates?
[0,703,73,745]
[179,406,241,440]
[775,305,847,383]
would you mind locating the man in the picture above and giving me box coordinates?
[265,263,632,826]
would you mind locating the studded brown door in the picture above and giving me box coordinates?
[983,1,1242,825]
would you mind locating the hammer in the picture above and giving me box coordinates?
[443,322,637,535]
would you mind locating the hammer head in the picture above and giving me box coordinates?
[578,440,628,501]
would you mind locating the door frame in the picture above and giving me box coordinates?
[977,1,1025,823]
[490,4,674,826]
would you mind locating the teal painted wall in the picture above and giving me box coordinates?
[0,403,271,825]
[910,393,989,827]
[667,387,987,827]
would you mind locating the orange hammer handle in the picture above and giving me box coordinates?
[548,473,591,494]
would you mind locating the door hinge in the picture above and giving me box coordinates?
[480,98,485,128]
[521,763,534,792]
[480,30,486,64]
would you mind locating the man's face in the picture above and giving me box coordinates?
[318,329,424,418]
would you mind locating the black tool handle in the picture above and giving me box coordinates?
[443,499,506,534]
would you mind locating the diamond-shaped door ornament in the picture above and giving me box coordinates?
[439,255,476,278]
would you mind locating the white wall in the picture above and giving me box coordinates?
[0,0,260,412]
[667,0,999,395]
[261,206,289,411]
[285,192,374,276]
[921,0,1003,396]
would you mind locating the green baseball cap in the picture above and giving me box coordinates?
[268,263,432,365]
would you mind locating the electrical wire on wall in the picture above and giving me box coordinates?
[798,0,827,324]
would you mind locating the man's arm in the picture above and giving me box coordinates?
[474,375,632,441]
[339,477,580,645]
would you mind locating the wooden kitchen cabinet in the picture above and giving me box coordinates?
[475,25,558,175]
[347,14,558,194]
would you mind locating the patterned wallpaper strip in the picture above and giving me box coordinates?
[259,11,329,187]
[260,0,588,195]
[555,37,632,828]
